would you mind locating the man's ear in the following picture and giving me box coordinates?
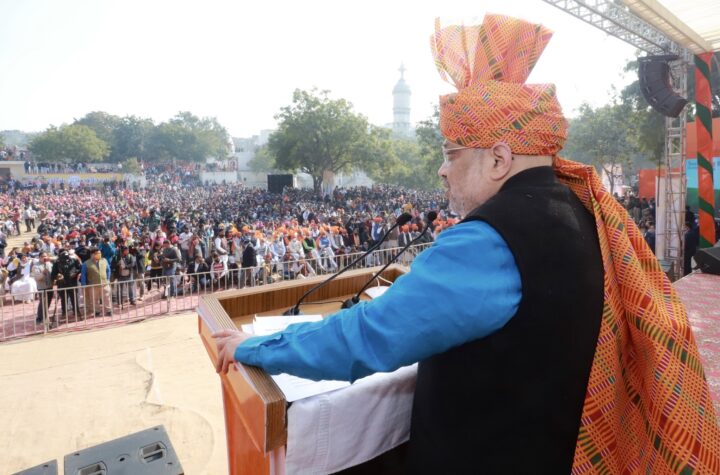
[489,142,513,179]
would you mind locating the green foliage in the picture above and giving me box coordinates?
[366,137,439,189]
[0,133,5,149]
[363,107,443,190]
[563,101,634,194]
[121,157,142,175]
[268,89,378,193]
[249,145,281,172]
[415,106,443,187]
[74,111,122,145]
[0,130,35,148]
[29,124,109,163]
[112,116,154,163]
[74,112,154,163]
[620,61,666,166]
[146,112,231,163]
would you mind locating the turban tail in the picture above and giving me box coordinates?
[432,15,567,154]
[432,14,720,473]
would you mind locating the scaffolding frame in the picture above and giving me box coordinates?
[542,0,692,275]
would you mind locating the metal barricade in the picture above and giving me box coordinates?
[0,242,433,342]
[0,288,42,341]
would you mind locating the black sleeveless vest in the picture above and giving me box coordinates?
[407,167,604,474]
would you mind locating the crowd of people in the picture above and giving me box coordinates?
[618,189,720,275]
[615,190,720,275]
[0,175,447,327]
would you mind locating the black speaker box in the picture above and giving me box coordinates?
[267,174,294,194]
[694,247,720,275]
[638,55,688,118]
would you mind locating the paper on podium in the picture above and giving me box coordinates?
[363,285,390,299]
[244,315,350,402]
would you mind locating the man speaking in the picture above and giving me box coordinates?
[215,14,719,473]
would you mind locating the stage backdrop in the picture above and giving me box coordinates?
[638,118,719,213]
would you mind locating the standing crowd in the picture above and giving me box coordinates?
[0,177,446,328]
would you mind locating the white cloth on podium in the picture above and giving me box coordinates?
[285,364,417,474]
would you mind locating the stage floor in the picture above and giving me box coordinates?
[674,271,720,420]
[0,312,228,474]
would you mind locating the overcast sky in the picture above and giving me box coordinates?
[0,0,638,137]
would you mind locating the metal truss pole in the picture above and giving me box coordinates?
[660,63,688,278]
[542,0,693,279]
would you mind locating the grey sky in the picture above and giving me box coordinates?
[0,0,637,137]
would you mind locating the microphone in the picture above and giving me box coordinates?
[341,211,437,309]
[283,213,412,315]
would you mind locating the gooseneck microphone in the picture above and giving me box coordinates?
[341,211,437,309]
[283,213,413,315]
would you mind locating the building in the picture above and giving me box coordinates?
[392,63,412,137]
[233,130,274,188]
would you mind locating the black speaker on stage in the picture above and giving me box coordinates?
[694,247,720,275]
[638,55,688,118]
[267,174,294,194]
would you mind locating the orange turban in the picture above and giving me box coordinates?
[432,15,567,155]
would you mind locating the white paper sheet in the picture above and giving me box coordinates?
[246,315,351,402]
[253,315,323,335]
[272,373,350,403]
[363,285,390,299]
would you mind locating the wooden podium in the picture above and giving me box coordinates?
[198,265,408,475]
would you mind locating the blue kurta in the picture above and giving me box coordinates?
[234,221,521,382]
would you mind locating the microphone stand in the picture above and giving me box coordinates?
[283,214,412,315]
[341,222,433,309]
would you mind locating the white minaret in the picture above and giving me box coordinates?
[392,63,412,136]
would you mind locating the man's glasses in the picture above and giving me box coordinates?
[441,145,474,164]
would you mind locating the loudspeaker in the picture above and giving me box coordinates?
[267,174,294,194]
[638,55,688,118]
[694,247,720,275]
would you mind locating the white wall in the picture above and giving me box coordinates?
[200,171,238,184]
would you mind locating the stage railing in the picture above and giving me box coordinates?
[0,242,431,342]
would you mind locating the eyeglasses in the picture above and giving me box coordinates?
[441,145,474,164]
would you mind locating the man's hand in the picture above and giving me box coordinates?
[212,329,252,374]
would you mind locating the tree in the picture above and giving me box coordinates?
[146,112,231,163]
[0,133,5,149]
[74,111,122,146]
[121,157,142,175]
[74,111,159,163]
[362,107,445,190]
[268,89,380,193]
[249,145,282,172]
[415,107,444,188]
[29,124,109,163]
[563,102,634,194]
[111,116,155,163]
[365,136,443,190]
[620,61,666,166]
